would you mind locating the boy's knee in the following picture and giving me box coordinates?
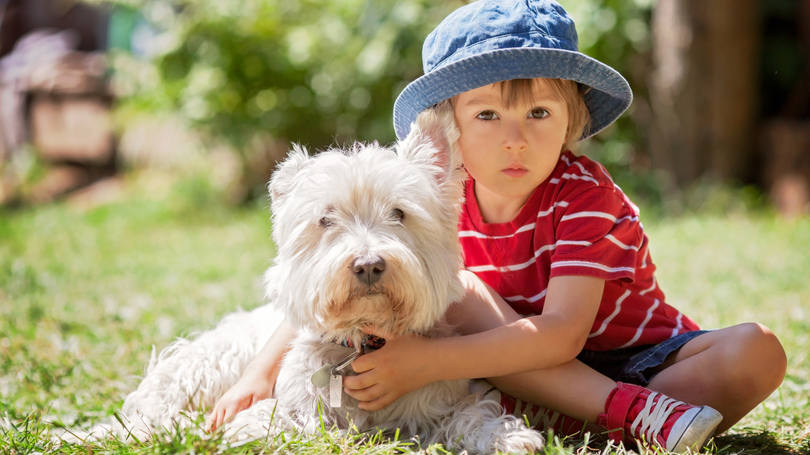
[734,322,784,359]
[727,322,787,391]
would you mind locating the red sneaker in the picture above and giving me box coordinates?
[598,382,722,452]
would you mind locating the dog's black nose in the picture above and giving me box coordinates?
[352,256,386,286]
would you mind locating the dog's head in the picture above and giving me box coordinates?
[265,107,464,343]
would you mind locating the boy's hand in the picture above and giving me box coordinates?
[343,328,436,411]
[206,370,274,431]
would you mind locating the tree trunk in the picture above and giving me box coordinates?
[648,0,759,188]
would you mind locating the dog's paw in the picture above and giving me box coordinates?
[491,427,545,454]
[222,398,283,443]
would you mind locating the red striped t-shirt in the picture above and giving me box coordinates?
[458,151,699,351]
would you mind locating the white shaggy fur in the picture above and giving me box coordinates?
[65,108,545,453]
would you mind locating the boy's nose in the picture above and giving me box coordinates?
[501,124,528,152]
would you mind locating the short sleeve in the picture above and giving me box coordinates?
[550,186,644,282]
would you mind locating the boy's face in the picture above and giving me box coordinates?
[453,79,569,222]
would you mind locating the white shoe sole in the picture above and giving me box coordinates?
[667,405,723,453]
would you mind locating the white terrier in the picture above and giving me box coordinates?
[67,108,545,454]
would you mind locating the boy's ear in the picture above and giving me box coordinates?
[396,103,461,180]
[268,144,311,205]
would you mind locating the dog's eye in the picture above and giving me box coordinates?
[391,208,405,222]
[319,216,333,228]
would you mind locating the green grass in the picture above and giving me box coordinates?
[1,171,808,454]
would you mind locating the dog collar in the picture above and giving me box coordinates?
[339,334,386,353]
[310,334,388,389]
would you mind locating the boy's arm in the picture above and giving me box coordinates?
[344,274,604,411]
[444,274,603,375]
[206,319,297,431]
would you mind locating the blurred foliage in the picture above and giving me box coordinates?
[100,0,659,199]
[102,0,653,144]
[103,0,464,149]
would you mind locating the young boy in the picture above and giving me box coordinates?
[210,0,786,452]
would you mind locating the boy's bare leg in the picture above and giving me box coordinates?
[487,359,614,423]
[646,323,786,433]
[450,271,787,433]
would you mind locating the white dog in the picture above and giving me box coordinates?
[68,108,545,453]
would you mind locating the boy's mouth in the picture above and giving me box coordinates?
[502,166,528,177]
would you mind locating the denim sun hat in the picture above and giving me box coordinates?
[393,0,632,140]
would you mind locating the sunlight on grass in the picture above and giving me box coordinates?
[644,213,810,454]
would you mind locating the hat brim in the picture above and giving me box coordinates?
[393,47,632,140]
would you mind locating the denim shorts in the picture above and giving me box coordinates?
[576,330,709,386]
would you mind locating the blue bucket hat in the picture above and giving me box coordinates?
[393,0,633,140]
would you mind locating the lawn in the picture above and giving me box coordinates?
[1,170,808,454]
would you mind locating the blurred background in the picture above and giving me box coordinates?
[0,0,807,215]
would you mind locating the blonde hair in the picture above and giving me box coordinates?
[439,78,591,151]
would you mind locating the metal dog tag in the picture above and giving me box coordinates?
[311,364,332,388]
[310,350,360,388]
[329,374,343,408]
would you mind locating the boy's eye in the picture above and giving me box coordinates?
[476,110,498,120]
[529,108,549,119]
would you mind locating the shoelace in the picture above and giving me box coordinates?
[513,398,562,429]
[630,391,686,446]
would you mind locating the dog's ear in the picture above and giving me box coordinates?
[396,102,460,180]
[268,144,311,204]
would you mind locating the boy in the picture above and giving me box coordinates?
[211,1,786,452]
